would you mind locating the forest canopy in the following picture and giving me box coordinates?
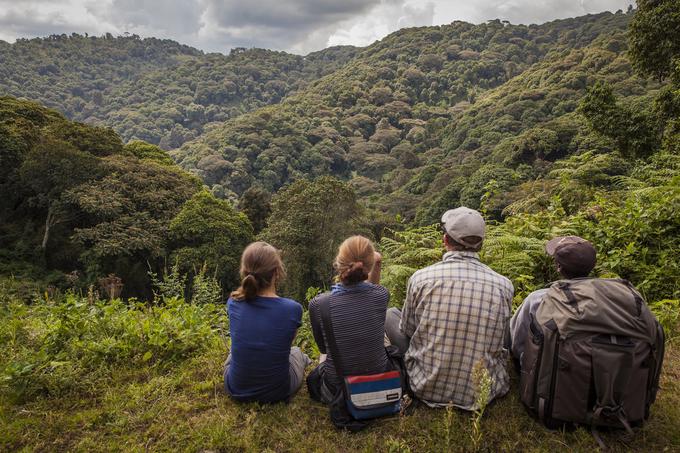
[0,6,678,310]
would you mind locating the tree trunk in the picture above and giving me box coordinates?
[41,204,53,251]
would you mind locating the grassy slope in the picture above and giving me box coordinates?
[2,337,678,452]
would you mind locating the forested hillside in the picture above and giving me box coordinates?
[172,12,651,212]
[2,2,680,450]
[1,12,650,215]
[1,5,677,319]
[0,34,358,148]
[1,3,677,327]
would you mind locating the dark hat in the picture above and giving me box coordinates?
[545,236,597,277]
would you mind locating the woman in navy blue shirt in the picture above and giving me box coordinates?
[224,241,310,403]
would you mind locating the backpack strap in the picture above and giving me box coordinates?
[620,279,643,316]
[556,281,583,314]
[647,321,666,412]
[317,294,372,432]
[319,293,346,379]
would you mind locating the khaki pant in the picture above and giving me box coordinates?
[224,346,311,400]
[385,307,410,354]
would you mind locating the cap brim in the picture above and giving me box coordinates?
[545,237,564,256]
[546,236,591,256]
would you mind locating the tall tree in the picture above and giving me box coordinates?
[629,0,680,80]
[67,155,200,294]
[19,137,99,252]
[238,186,272,234]
[629,0,680,155]
[169,190,254,290]
[579,81,660,158]
[260,177,364,301]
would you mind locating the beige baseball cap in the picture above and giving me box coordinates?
[441,207,485,249]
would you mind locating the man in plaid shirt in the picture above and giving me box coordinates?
[386,207,514,409]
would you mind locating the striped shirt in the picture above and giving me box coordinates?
[400,251,514,410]
[309,283,391,389]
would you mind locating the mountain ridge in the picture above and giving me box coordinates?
[0,10,654,223]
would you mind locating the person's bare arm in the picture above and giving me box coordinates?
[368,251,382,284]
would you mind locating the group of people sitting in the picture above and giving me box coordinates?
[222,206,645,414]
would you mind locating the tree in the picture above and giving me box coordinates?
[260,177,364,301]
[169,191,254,290]
[460,164,518,217]
[124,141,175,166]
[19,137,99,252]
[629,0,680,80]
[579,82,661,158]
[52,122,123,156]
[67,155,200,294]
[238,186,272,234]
[628,0,680,158]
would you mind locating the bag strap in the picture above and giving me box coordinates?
[319,293,347,378]
[621,279,643,316]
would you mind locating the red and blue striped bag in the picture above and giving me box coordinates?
[320,295,403,422]
[344,371,402,419]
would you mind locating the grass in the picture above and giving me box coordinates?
[2,333,679,452]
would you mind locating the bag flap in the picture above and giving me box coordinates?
[536,278,656,340]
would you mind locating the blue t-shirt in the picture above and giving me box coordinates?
[226,296,302,403]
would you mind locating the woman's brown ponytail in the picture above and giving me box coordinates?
[239,274,259,300]
[231,242,285,301]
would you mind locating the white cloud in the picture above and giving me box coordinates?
[0,0,118,42]
[434,0,632,26]
[0,0,633,53]
[328,0,435,49]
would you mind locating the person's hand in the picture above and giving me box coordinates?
[368,251,382,284]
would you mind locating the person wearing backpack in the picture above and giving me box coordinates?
[385,207,514,410]
[510,236,665,438]
[306,236,403,430]
[509,235,597,363]
[224,241,311,403]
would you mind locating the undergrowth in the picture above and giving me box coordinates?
[1,290,678,452]
[0,293,225,403]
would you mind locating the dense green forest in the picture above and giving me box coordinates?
[0,34,357,148]
[2,8,677,301]
[171,11,660,213]
[2,1,680,450]
[0,97,254,298]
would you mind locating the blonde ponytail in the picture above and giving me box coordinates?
[334,236,375,285]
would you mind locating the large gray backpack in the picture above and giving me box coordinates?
[519,278,665,434]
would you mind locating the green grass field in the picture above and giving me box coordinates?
[2,331,678,452]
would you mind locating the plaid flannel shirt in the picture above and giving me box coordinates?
[400,251,514,410]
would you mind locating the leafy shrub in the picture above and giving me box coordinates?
[0,294,225,402]
[380,226,443,306]
[381,170,680,309]
[149,260,186,301]
[295,310,320,360]
[648,299,680,339]
[191,264,223,305]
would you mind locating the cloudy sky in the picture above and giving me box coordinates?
[0,0,633,54]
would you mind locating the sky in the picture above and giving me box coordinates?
[0,0,634,55]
